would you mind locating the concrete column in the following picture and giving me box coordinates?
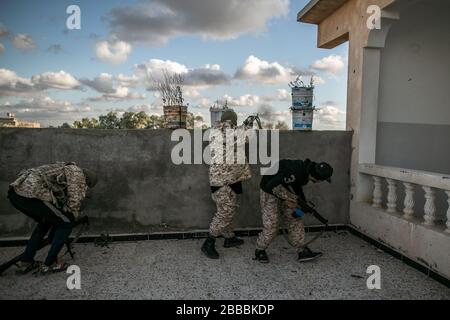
[403,183,415,219]
[372,176,383,208]
[423,186,436,226]
[386,178,397,213]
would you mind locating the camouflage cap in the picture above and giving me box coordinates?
[221,109,237,126]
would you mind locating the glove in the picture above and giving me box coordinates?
[292,208,305,219]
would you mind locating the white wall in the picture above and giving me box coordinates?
[377,0,450,125]
[376,0,450,174]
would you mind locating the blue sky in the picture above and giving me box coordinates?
[0,0,348,128]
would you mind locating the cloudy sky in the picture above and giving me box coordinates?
[0,0,348,129]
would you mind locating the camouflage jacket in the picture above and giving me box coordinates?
[209,121,254,187]
[10,162,87,221]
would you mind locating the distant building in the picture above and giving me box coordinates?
[210,100,232,126]
[0,113,41,128]
[298,0,450,279]
[290,76,316,130]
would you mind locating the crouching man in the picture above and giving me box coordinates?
[254,159,333,263]
[7,162,97,275]
[201,110,256,259]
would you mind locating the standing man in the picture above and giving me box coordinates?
[7,162,97,274]
[254,159,333,263]
[201,110,256,259]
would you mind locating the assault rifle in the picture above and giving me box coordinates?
[0,216,89,275]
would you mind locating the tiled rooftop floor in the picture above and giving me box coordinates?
[0,231,449,300]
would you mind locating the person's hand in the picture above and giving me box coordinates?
[292,208,305,218]
[285,200,297,211]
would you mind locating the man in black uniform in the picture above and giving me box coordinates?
[254,159,333,263]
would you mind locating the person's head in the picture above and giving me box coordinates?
[82,168,98,188]
[308,162,333,184]
[220,109,237,126]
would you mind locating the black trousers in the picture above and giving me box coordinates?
[7,188,73,266]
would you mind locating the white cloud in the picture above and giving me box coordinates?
[108,0,290,46]
[223,94,261,107]
[257,104,290,123]
[0,68,35,95]
[310,55,345,76]
[80,73,148,102]
[195,97,214,108]
[312,76,326,85]
[12,34,35,51]
[95,40,132,64]
[192,111,207,128]
[89,86,145,101]
[135,59,189,82]
[314,103,346,130]
[183,88,201,99]
[126,104,163,115]
[133,59,230,89]
[235,55,301,85]
[0,96,91,120]
[80,73,115,93]
[116,73,140,88]
[184,64,231,87]
[276,89,290,101]
[31,71,81,90]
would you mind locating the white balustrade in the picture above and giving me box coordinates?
[386,179,397,213]
[403,182,415,219]
[360,164,450,232]
[423,186,436,226]
[372,176,382,208]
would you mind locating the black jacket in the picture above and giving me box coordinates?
[260,159,312,201]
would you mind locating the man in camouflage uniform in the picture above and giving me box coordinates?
[254,159,333,263]
[8,162,97,274]
[201,110,256,259]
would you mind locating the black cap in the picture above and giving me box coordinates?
[311,162,333,183]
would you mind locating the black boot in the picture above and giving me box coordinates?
[298,246,322,262]
[254,249,269,263]
[201,236,219,259]
[224,237,244,248]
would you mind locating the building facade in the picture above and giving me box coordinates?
[0,113,41,128]
[299,0,450,279]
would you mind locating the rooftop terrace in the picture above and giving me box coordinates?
[0,231,448,300]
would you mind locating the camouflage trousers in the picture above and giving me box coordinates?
[256,190,305,252]
[209,186,237,238]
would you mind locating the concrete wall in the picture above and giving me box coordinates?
[308,0,395,202]
[0,128,352,238]
[376,0,450,174]
[350,201,450,280]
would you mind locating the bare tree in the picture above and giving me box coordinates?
[154,70,185,106]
